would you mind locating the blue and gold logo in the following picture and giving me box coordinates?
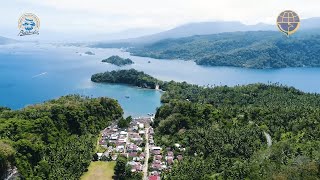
[18,13,40,36]
[277,10,300,37]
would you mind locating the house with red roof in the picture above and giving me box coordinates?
[149,175,160,180]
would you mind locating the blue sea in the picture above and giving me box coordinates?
[1,43,320,116]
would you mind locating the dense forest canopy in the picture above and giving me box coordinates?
[102,55,134,66]
[92,69,320,179]
[155,82,320,179]
[0,95,123,180]
[129,31,320,69]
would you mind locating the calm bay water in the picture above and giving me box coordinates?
[0,43,320,116]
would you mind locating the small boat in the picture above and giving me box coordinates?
[147,113,154,116]
[125,96,130,98]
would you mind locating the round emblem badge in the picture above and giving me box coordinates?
[18,13,40,36]
[276,10,300,37]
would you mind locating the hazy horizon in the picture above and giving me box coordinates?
[2,0,320,41]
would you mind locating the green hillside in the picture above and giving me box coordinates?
[130,31,320,69]
[156,80,320,179]
[0,95,123,180]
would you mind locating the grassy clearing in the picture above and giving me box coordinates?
[81,161,116,180]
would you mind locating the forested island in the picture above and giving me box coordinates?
[91,69,161,89]
[85,51,95,55]
[92,69,320,179]
[102,55,134,66]
[0,95,123,180]
[129,31,320,69]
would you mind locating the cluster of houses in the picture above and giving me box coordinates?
[148,128,184,180]
[98,118,150,173]
[96,117,185,180]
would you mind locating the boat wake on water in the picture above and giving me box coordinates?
[32,72,47,78]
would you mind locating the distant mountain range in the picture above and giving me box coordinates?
[2,17,320,46]
[125,21,275,44]
[301,17,320,30]
[93,17,320,47]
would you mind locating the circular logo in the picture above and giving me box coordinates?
[276,10,300,37]
[18,13,40,36]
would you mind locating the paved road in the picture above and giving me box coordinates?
[143,127,150,180]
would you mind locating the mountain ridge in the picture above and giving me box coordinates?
[93,17,320,47]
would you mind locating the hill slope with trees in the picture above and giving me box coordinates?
[129,31,320,69]
[156,82,320,179]
[0,95,123,180]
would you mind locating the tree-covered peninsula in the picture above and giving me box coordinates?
[92,69,320,179]
[102,55,134,66]
[129,31,320,69]
[0,95,123,180]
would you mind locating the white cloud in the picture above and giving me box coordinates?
[1,0,320,37]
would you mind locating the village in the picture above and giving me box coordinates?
[96,117,184,180]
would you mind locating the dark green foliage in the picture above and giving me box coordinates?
[100,154,111,161]
[118,116,132,129]
[102,55,134,66]
[0,95,123,180]
[0,107,10,112]
[248,140,320,180]
[114,156,142,180]
[93,153,99,161]
[130,31,320,69]
[127,172,143,180]
[153,80,320,179]
[114,156,127,179]
[91,69,162,89]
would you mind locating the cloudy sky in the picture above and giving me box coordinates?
[1,0,320,40]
